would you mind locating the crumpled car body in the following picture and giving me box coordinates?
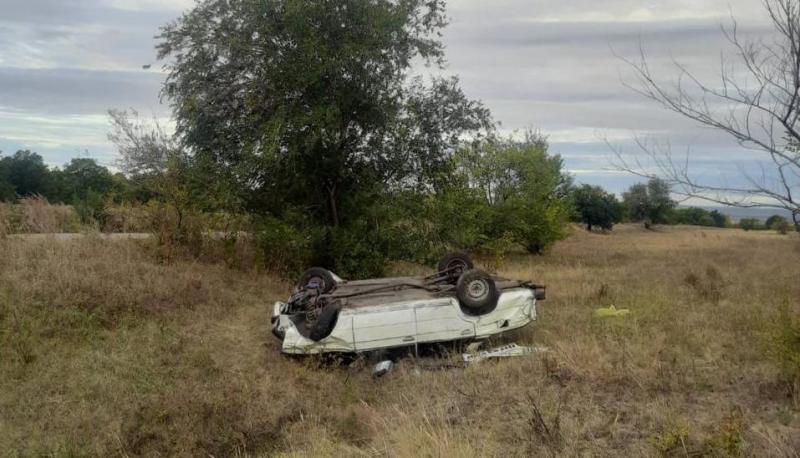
[271,273,544,355]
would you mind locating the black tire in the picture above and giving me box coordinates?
[297,267,336,293]
[456,269,499,315]
[309,302,341,341]
[437,252,474,283]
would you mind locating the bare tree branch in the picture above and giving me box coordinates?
[614,0,800,230]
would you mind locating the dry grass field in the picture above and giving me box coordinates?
[1,225,799,456]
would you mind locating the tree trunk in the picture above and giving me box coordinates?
[587,223,592,232]
[793,210,800,233]
[172,196,184,244]
[327,185,339,227]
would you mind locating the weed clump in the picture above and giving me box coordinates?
[703,409,745,456]
[684,265,724,302]
[652,418,690,455]
[768,299,800,407]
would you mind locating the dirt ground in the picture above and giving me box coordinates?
[1,225,799,456]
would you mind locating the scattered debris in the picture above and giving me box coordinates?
[462,343,548,363]
[371,360,394,378]
[595,305,630,318]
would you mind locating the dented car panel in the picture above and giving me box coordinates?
[473,288,537,337]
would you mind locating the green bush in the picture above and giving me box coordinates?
[253,215,395,279]
[254,216,318,277]
[652,418,690,455]
[427,187,492,253]
[142,201,205,261]
[670,207,729,227]
[505,201,571,254]
[738,218,764,231]
[765,214,791,234]
[72,190,107,228]
[768,300,800,405]
[774,220,791,235]
[453,133,573,255]
[325,224,390,278]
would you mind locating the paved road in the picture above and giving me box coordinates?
[6,233,153,241]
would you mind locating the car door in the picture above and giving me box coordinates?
[352,304,417,351]
[414,298,475,343]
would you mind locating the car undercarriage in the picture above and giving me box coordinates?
[271,252,546,354]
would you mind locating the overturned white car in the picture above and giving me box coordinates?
[270,253,546,355]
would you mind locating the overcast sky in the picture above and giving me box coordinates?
[0,0,777,195]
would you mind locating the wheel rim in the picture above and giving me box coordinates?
[467,278,489,301]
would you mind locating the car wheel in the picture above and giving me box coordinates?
[437,252,474,283]
[297,267,336,293]
[456,269,499,315]
[309,302,341,341]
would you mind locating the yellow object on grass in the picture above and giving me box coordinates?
[595,305,630,318]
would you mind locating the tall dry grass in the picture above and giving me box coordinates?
[0,201,9,237]
[0,196,82,234]
[0,225,798,456]
[101,202,152,233]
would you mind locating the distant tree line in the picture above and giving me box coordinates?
[571,176,789,233]
[2,143,788,272]
[0,150,153,222]
[571,178,677,231]
[739,215,793,233]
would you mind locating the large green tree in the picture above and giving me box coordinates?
[0,151,15,201]
[50,158,117,223]
[0,150,51,198]
[572,184,623,231]
[456,134,573,253]
[622,177,676,227]
[61,158,114,201]
[157,0,492,230]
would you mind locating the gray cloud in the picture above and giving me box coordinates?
[0,67,165,115]
[0,0,182,164]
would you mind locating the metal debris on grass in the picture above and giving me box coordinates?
[462,343,548,363]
